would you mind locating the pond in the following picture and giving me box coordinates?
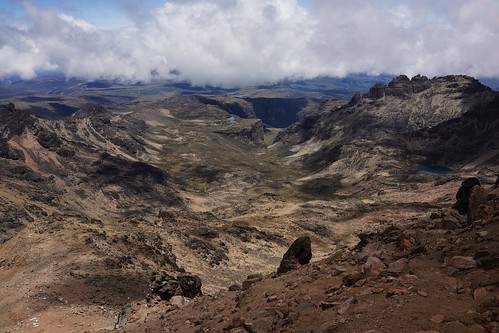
[416,165,452,175]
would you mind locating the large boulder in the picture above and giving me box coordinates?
[277,236,312,274]
[453,177,480,215]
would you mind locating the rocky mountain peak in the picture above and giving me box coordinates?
[362,74,492,101]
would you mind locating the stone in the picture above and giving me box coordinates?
[441,321,470,333]
[364,256,386,276]
[430,313,445,324]
[454,177,480,215]
[277,236,312,274]
[468,185,491,224]
[356,243,382,261]
[449,256,477,270]
[473,287,496,306]
[177,274,203,298]
[337,297,357,315]
[342,271,363,286]
[387,258,408,273]
[242,276,263,290]
[297,302,316,314]
[469,325,486,333]
[169,296,185,307]
[315,320,338,333]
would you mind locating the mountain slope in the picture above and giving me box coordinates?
[275,75,499,195]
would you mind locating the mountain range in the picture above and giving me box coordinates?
[0,74,498,332]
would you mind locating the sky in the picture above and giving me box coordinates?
[0,0,498,87]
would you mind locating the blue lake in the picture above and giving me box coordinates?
[416,165,452,175]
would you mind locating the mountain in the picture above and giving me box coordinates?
[0,75,498,332]
[275,75,499,195]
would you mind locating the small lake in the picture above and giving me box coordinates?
[416,165,452,175]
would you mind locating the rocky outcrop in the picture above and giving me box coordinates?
[277,236,312,274]
[150,272,202,301]
[214,119,265,146]
[0,103,36,139]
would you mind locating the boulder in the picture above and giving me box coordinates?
[468,185,490,224]
[454,177,480,215]
[277,236,312,274]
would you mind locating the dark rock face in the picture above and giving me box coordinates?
[194,95,256,119]
[453,177,481,215]
[215,119,265,146]
[37,130,62,150]
[150,272,202,300]
[364,83,385,100]
[6,102,16,112]
[410,74,431,93]
[467,185,489,224]
[277,236,312,274]
[247,98,309,128]
[0,139,24,160]
[0,103,36,139]
[385,75,412,98]
[348,91,362,106]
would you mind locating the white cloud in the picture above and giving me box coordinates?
[0,0,498,86]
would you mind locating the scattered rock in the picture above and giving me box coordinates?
[387,258,408,273]
[342,271,363,286]
[441,320,471,333]
[473,287,496,306]
[431,313,445,324]
[337,297,357,315]
[364,256,386,276]
[449,256,477,270]
[242,275,263,291]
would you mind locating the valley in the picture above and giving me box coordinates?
[0,75,498,333]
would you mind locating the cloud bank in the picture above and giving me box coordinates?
[1,0,498,87]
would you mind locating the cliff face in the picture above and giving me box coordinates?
[276,75,499,184]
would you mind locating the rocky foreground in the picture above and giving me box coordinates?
[117,178,499,333]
